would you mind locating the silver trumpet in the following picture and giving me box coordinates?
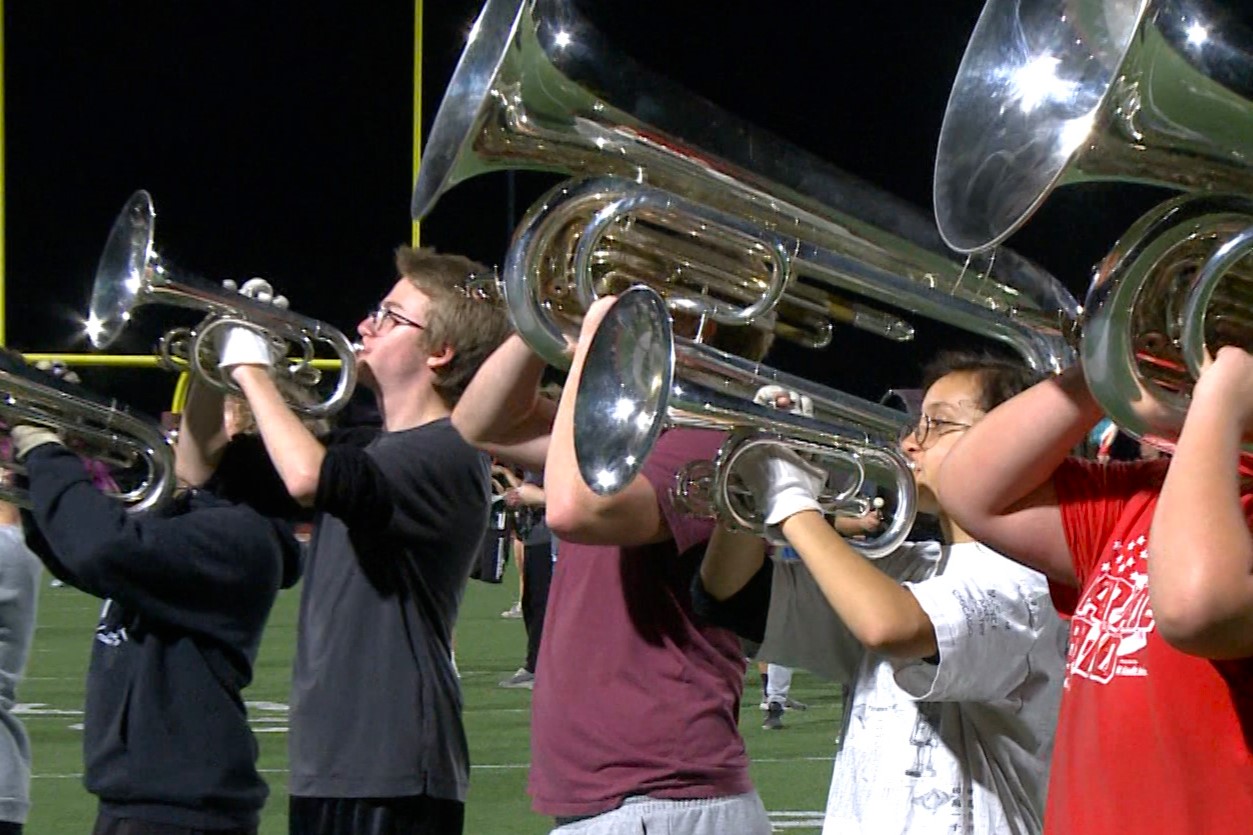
[574,286,915,558]
[0,353,175,513]
[87,190,358,417]
[937,0,1253,464]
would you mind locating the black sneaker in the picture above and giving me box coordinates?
[762,703,785,730]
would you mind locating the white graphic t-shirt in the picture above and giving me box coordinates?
[759,540,1067,835]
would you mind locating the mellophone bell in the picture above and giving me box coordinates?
[85,189,359,419]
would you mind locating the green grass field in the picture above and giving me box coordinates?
[19,563,841,834]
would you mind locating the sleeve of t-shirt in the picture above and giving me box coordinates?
[894,549,1057,702]
[639,428,724,555]
[1054,457,1170,598]
[757,559,866,684]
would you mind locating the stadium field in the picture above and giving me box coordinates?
[19,562,840,834]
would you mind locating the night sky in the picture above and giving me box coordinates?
[5,1,1173,418]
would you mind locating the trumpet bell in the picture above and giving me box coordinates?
[86,190,359,417]
[88,190,156,349]
[574,286,673,496]
[0,351,175,514]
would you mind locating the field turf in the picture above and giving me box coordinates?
[19,562,840,834]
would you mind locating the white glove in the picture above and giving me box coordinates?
[218,326,277,370]
[738,445,826,526]
[11,425,64,461]
[753,384,814,418]
[218,278,288,370]
[222,277,290,310]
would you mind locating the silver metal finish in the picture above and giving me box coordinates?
[1081,193,1253,461]
[88,191,358,417]
[937,0,1253,253]
[414,0,1079,373]
[0,359,175,513]
[575,286,916,558]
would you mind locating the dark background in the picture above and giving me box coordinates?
[4,1,1171,418]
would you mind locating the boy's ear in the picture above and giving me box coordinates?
[426,343,455,370]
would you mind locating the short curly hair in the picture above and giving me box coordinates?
[395,245,512,407]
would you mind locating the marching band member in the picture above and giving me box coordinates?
[453,295,774,835]
[695,352,1067,834]
[180,254,510,835]
[937,350,1253,833]
[0,489,40,835]
[10,356,304,835]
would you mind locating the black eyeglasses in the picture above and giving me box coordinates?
[902,414,974,448]
[368,305,425,333]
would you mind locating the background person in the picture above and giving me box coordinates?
[0,490,40,835]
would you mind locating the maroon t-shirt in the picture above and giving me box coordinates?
[527,428,753,817]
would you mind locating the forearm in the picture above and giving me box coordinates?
[942,367,1101,517]
[781,510,936,659]
[700,526,767,601]
[543,329,666,545]
[515,482,546,508]
[176,377,229,487]
[232,366,325,506]
[452,334,554,470]
[1150,396,1253,657]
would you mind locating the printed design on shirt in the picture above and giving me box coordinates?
[1066,535,1153,686]
[906,701,941,778]
[905,701,967,828]
[94,599,130,647]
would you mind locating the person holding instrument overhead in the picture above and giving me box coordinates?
[695,351,1067,835]
[4,350,303,835]
[179,254,511,835]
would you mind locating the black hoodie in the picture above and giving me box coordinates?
[21,442,302,830]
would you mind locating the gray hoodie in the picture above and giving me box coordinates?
[0,522,41,825]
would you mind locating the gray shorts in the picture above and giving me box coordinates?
[549,791,770,835]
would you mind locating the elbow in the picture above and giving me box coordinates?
[451,409,489,449]
[282,468,320,508]
[858,615,936,661]
[544,495,587,541]
[1150,583,1236,658]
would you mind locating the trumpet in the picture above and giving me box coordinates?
[87,190,358,417]
[0,351,175,513]
[574,286,916,558]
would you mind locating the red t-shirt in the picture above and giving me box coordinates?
[1048,457,1253,834]
[527,428,753,817]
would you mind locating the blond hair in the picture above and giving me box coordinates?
[395,245,512,407]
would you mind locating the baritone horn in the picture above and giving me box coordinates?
[413,0,1080,378]
[0,352,175,513]
[87,190,358,417]
[936,0,1253,464]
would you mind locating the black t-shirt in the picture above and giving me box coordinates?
[287,418,491,801]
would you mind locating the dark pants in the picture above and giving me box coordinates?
[91,814,255,835]
[0,822,20,835]
[288,796,465,835]
[522,540,554,673]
